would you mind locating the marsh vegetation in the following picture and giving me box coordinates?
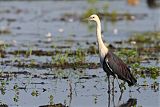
[0,0,159,107]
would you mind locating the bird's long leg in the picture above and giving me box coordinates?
[115,76,123,93]
[112,87,115,107]
[107,75,111,93]
[108,91,111,107]
[117,91,123,106]
[129,87,132,98]
[112,77,115,95]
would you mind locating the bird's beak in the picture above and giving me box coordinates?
[84,17,91,21]
[84,18,89,21]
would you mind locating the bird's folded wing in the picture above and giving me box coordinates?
[106,51,131,81]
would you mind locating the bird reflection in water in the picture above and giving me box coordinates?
[68,80,73,107]
[118,98,137,107]
[107,90,137,107]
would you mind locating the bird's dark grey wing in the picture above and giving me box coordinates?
[103,55,116,77]
[105,51,136,86]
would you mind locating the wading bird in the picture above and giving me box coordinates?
[87,14,137,92]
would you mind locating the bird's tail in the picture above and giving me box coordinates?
[128,74,137,86]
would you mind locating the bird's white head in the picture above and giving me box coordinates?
[87,14,100,22]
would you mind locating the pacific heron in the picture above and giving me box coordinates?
[87,14,137,92]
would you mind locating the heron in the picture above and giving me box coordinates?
[87,14,137,92]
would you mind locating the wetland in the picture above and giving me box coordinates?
[0,0,159,107]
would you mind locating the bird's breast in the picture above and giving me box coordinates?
[97,43,108,65]
[99,50,106,65]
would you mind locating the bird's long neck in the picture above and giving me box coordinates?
[96,19,108,55]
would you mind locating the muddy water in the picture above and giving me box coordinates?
[0,0,159,107]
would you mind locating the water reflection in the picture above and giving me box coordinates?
[118,98,137,107]
[107,91,137,107]
[68,80,73,107]
[39,103,67,107]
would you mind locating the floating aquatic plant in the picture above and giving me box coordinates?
[49,95,54,105]
[82,8,98,19]
[116,48,140,64]
[0,80,7,95]
[87,0,97,4]
[129,32,160,43]
[31,90,39,97]
[13,84,19,102]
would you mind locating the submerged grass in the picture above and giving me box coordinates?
[0,31,159,79]
[81,0,146,22]
[129,32,160,43]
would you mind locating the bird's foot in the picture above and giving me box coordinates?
[111,87,115,95]
[107,89,116,94]
[120,89,124,93]
[119,82,126,93]
[107,90,111,94]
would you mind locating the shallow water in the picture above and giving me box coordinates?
[0,68,159,107]
[0,0,159,107]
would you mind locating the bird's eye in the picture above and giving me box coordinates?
[93,17,95,18]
